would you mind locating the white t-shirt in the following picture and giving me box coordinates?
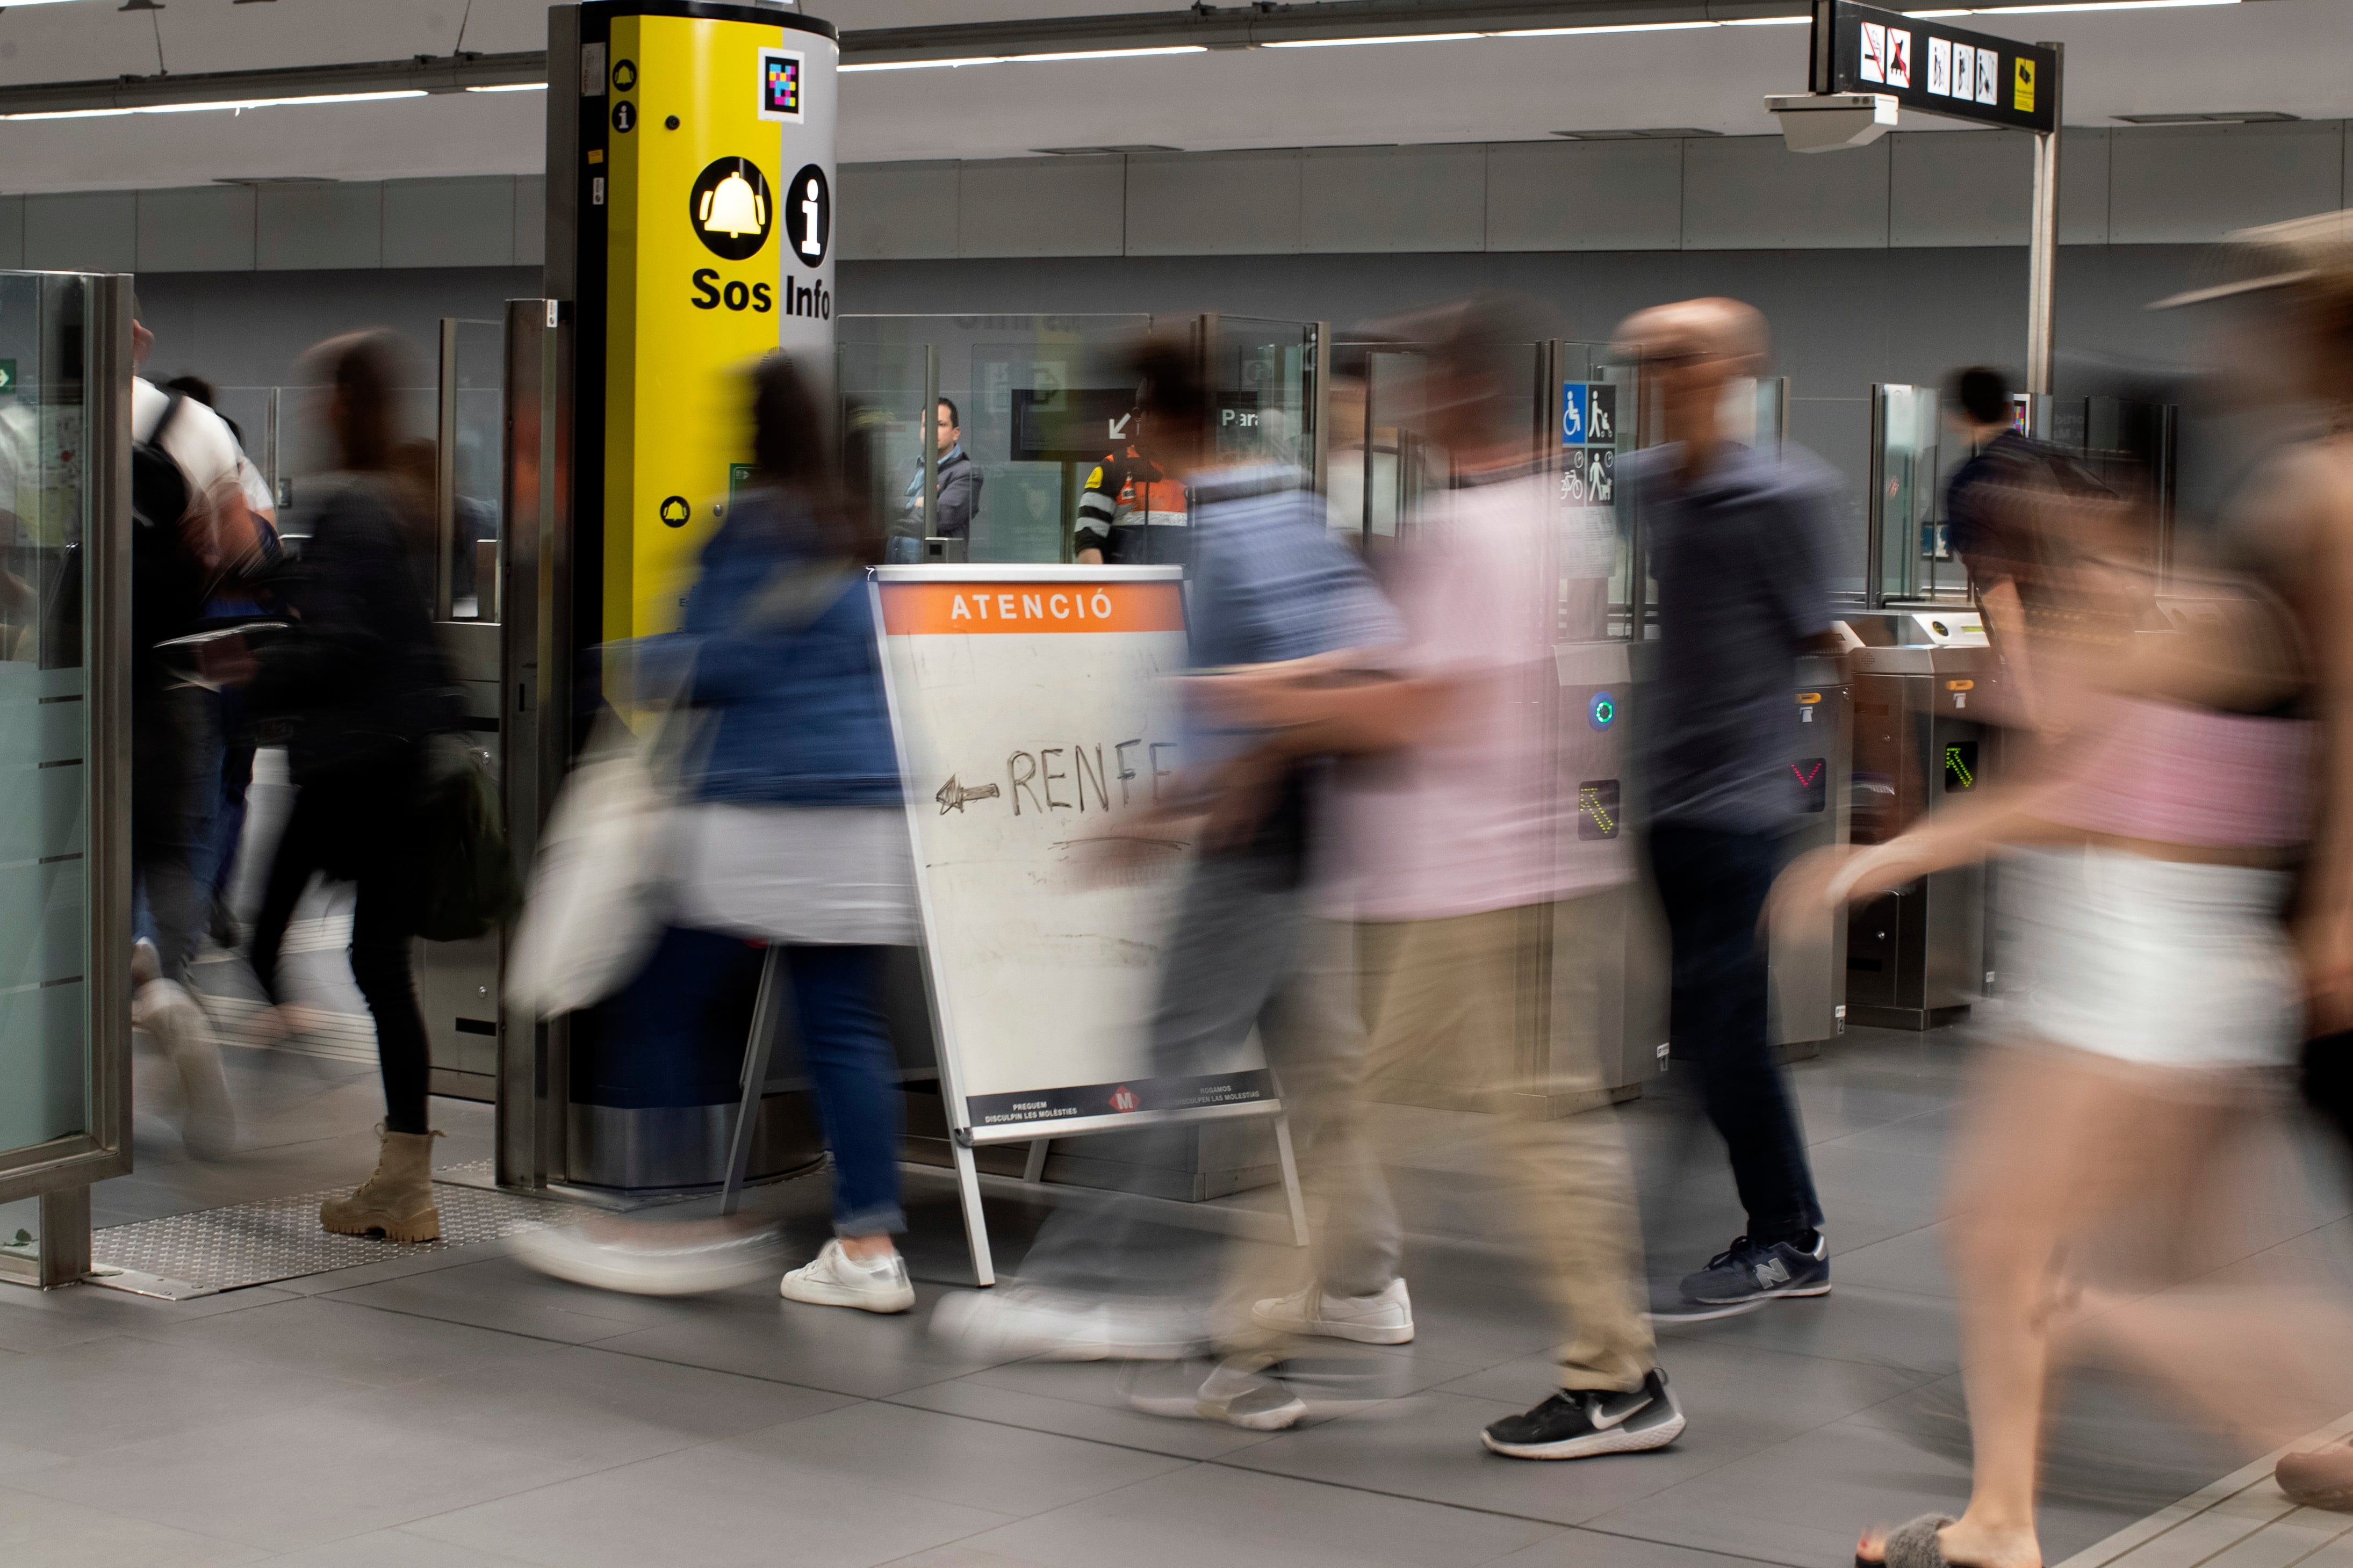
[133,378,244,505]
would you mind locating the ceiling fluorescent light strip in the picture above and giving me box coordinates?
[1,88,426,121]
[465,82,548,92]
[842,45,1206,72]
[1262,32,1483,47]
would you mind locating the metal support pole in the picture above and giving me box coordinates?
[720,945,786,1216]
[37,1188,91,1289]
[2025,42,2064,422]
[435,316,460,620]
[920,344,939,547]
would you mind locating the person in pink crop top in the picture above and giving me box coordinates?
[1809,299,2353,1568]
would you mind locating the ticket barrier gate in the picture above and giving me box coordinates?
[1839,610,1997,1030]
[1771,653,1853,1057]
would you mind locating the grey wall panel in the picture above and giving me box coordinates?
[2110,121,2343,244]
[1485,139,1681,253]
[257,183,383,271]
[24,191,136,273]
[958,157,1122,258]
[839,161,958,261]
[0,197,23,270]
[1125,150,1301,257]
[383,177,517,269]
[1890,131,2031,249]
[136,185,256,273]
[2058,128,2109,247]
[514,176,546,270]
[1301,144,1486,254]
[1683,136,1889,250]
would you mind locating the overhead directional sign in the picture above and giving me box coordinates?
[1810,0,2057,135]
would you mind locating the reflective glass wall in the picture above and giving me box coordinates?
[839,314,1151,563]
[0,271,133,1286]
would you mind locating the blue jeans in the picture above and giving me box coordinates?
[596,928,905,1235]
[1646,821,1824,1246]
[884,534,924,565]
[786,943,906,1236]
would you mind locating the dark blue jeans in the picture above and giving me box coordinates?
[1646,822,1824,1246]
[603,929,905,1235]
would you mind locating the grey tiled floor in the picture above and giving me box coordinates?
[5,1025,2349,1567]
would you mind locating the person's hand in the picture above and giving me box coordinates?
[1195,748,1289,854]
[195,632,258,688]
[1062,816,1193,888]
[2299,905,2353,1036]
[1764,842,1918,936]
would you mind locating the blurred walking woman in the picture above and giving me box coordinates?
[1811,221,2353,1568]
[245,331,457,1241]
[520,356,919,1311]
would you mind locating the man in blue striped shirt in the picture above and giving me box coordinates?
[936,339,1412,1428]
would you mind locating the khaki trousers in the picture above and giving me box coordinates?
[1358,897,1656,1392]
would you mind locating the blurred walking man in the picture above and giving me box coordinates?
[1233,298,1683,1458]
[1616,298,1842,1319]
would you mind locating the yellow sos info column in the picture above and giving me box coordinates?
[557,1,838,641]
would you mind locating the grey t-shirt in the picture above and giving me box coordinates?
[1629,440,1840,832]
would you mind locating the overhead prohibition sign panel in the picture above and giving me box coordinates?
[1810,0,2057,134]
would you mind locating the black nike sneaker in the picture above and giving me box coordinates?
[1480,1368,1686,1460]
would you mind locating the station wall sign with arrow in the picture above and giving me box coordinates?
[1810,0,2057,135]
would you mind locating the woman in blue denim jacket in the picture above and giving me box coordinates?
[522,358,919,1312]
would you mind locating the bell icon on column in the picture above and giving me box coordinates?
[699,170,767,239]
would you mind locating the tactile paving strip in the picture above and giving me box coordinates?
[89,1162,560,1297]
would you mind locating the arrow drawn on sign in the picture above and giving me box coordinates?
[936,774,1001,814]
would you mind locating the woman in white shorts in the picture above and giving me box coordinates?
[1790,418,2353,1568]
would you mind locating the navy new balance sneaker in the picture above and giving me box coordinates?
[1676,1233,1830,1307]
[1481,1369,1686,1460]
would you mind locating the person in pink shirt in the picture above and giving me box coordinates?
[1214,296,1680,1462]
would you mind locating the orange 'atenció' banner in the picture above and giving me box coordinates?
[879,580,1186,636]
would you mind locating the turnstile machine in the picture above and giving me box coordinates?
[1769,653,1853,1056]
[1839,610,1997,1029]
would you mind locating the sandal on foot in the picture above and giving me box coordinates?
[1859,1516,1963,1568]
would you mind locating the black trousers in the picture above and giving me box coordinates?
[1647,821,1825,1245]
[249,762,433,1135]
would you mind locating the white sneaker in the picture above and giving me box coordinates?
[780,1239,915,1314]
[133,979,237,1160]
[931,1286,1203,1361]
[515,1218,786,1296]
[1122,1357,1306,1431]
[1251,1278,1414,1345]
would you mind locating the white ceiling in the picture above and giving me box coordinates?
[0,0,2345,192]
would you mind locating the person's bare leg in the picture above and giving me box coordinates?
[1861,1046,2132,1568]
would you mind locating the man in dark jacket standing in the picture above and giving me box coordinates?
[887,397,982,562]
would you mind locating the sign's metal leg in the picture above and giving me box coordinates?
[951,1137,996,1287]
[720,945,785,1217]
[1271,1113,1309,1249]
[1021,1137,1051,1184]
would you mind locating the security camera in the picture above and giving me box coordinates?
[1765,93,1898,154]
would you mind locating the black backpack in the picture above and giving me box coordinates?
[129,393,212,692]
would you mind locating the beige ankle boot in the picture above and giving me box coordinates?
[321,1125,443,1242]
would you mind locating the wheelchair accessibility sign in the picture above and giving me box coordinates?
[1563,382,1616,447]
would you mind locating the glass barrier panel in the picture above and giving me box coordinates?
[452,320,506,620]
[1874,384,1944,605]
[1212,316,1316,471]
[838,314,1154,565]
[0,273,93,1162]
